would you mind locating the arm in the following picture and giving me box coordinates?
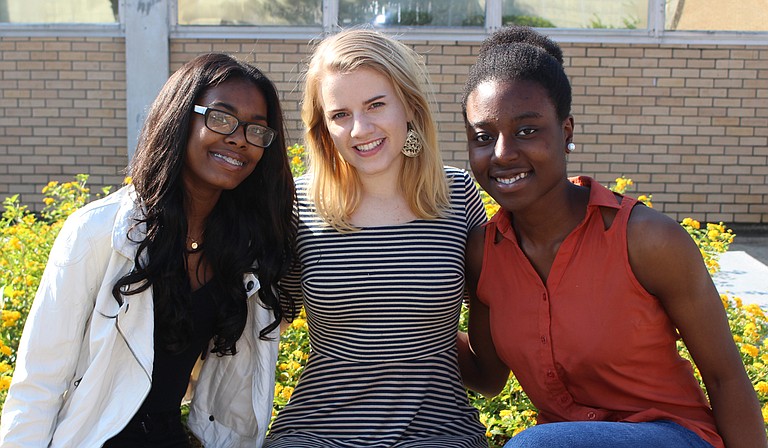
[0,214,104,446]
[459,226,510,397]
[279,257,304,333]
[627,206,767,448]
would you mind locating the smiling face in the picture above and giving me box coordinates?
[465,79,573,214]
[183,77,267,198]
[319,67,412,181]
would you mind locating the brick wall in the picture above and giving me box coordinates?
[1,36,766,223]
[0,37,127,206]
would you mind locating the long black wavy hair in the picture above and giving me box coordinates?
[113,53,298,355]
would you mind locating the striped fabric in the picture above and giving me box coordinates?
[265,167,489,447]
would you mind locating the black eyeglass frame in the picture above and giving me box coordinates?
[193,105,276,148]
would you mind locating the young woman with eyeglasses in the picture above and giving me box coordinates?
[0,53,298,447]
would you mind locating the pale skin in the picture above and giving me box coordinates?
[279,68,417,333]
[459,78,767,447]
[319,67,417,226]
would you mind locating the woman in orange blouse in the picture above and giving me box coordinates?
[458,26,766,448]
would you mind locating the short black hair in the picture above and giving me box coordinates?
[462,26,572,121]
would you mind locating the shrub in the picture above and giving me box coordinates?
[0,164,765,446]
[0,175,107,404]
[503,15,556,28]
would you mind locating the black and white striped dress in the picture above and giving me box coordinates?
[265,167,489,448]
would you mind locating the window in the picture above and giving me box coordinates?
[178,0,322,26]
[502,0,648,29]
[0,0,117,23]
[338,0,486,27]
[666,0,768,31]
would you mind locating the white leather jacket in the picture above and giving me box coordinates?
[0,186,278,447]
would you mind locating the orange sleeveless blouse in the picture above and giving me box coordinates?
[477,176,722,447]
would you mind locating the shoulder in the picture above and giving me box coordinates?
[443,166,477,194]
[50,186,136,266]
[626,204,702,296]
[627,204,688,249]
[293,175,311,200]
[443,166,472,182]
[294,174,311,189]
[58,187,130,240]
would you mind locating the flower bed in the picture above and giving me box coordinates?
[0,170,765,447]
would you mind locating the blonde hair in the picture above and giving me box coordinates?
[302,28,450,232]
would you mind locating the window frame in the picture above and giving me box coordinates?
[0,0,765,44]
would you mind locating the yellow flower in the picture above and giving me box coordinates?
[41,181,59,194]
[123,176,132,184]
[681,217,700,229]
[0,362,11,373]
[484,202,500,218]
[291,318,307,330]
[741,344,759,358]
[499,409,512,418]
[9,237,22,250]
[2,310,21,327]
[0,376,11,391]
[280,386,294,400]
[637,195,653,208]
[745,304,766,320]
[763,403,768,424]
[0,345,10,357]
[756,381,768,395]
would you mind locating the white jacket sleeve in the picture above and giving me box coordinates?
[0,209,111,446]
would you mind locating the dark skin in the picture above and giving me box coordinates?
[458,79,767,447]
[182,78,268,291]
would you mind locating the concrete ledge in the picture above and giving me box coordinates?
[714,251,768,309]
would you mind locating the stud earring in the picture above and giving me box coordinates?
[566,142,576,153]
[401,124,422,157]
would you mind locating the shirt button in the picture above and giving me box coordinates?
[587,411,597,420]
[540,336,547,344]
[246,281,255,291]
[546,370,555,379]
[560,395,569,403]
[542,294,547,301]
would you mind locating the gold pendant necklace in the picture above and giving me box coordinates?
[187,234,202,252]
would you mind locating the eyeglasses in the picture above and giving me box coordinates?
[193,105,276,148]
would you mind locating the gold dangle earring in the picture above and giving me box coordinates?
[401,123,423,157]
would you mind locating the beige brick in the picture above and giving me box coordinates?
[1,37,766,222]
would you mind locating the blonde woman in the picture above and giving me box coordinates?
[265,29,488,447]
